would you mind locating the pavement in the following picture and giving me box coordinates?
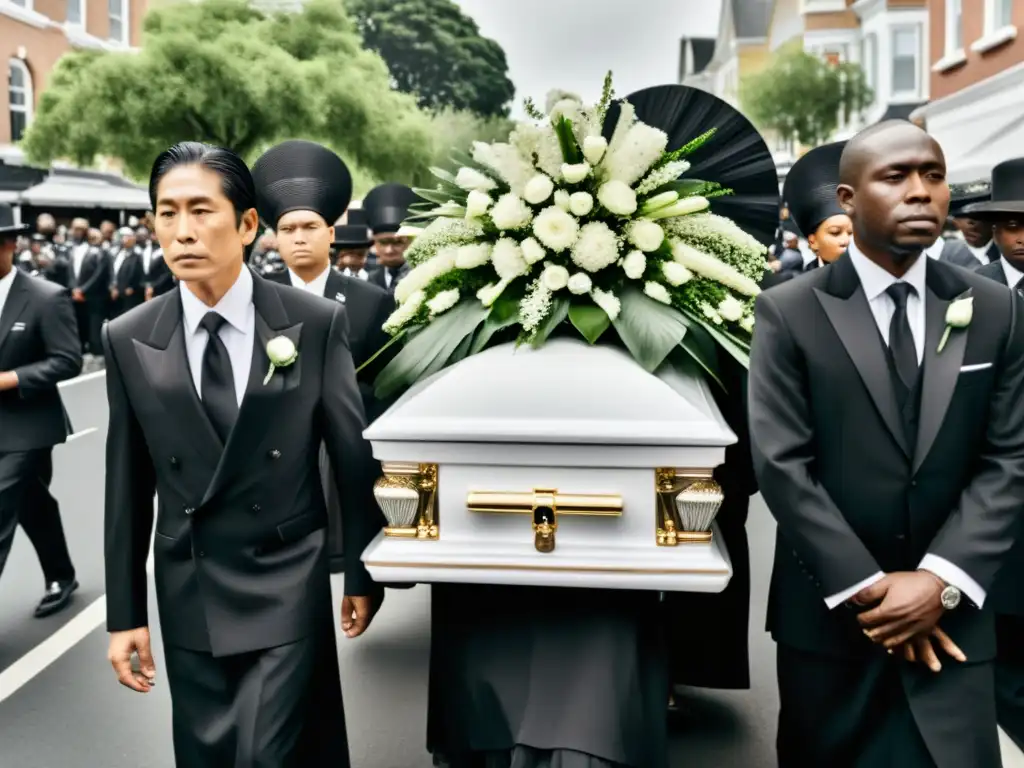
[0,370,1021,767]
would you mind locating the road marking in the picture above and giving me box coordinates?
[65,427,98,443]
[59,370,106,389]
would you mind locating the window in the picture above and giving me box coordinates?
[8,59,32,143]
[892,26,920,95]
[945,0,963,53]
[861,33,878,91]
[66,0,83,25]
[108,0,128,44]
[988,0,1013,30]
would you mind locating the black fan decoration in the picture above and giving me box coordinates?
[603,85,780,247]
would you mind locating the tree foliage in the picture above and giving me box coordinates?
[21,0,434,183]
[740,46,874,148]
[346,0,515,117]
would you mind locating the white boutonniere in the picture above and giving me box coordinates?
[937,296,973,354]
[263,336,298,385]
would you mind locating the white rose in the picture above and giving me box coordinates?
[554,190,572,212]
[582,136,608,165]
[489,193,534,231]
[455,243,493,269]
[569,192,594,217]
[561,162,592,184]
[597,181,638,216]
[465,190,492,220]
[567,273,593,295]
[542,264,570,291]
[524,174,555,205]
[661,261,693,287]
[627,220,664,252]
[946,296,973,327]
[266,336,298,366]
[643,281,672,305]
[427,288,460,316]
[717,296,745,322]
[520,237,546,265]
[532,206,580,252]
[491,238,529,280]
[622,250,646,280]
[455,167,497,192]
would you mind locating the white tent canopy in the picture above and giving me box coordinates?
[19,171,149,209]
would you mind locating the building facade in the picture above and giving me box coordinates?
[2,0,147,147]
[913,0,1024,182]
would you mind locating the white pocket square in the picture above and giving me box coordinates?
[335,293,346,303]
[959,362,993,373]
[11,322,26,332]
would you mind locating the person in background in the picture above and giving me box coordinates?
[68,219,109,368]
[333,208,373,280]
[948,185,1000,266]
[0,201,82,618]
[783,141,852,271]
[109,227,144,318]
[363,183,417,293]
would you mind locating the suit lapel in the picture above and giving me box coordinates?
[814,255,911,457]
[0,273,29,356]
[325,269,348,304]
[914,262,970,474]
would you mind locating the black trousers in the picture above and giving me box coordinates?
[73,299,105,355]
[997,614,1024,750]
[0,449,76,585]
[164,624,348,768]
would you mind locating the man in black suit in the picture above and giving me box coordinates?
[962,157,1024,749]
[138,226,175,301]
[750,120,1024,767]
[363,182,417,293]
[102,142,383,767]
[67,217,109,361]
[109,227,144,318]
[0,202,82,617]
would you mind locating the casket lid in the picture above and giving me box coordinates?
[365,339,737,447]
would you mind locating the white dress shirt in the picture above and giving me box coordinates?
[179,267,255,408]
[141,244,154,275]
[1001,257,1024,290]
[288,265,331,297]
[71,242,89,280]
[967,241,994,265]
[112,247,127,280]
[0,268,17,322]
[924,237,946,261]
[825,241,985,609]
[342,267,368,281]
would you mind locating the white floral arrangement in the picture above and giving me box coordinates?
[370,75,767,398]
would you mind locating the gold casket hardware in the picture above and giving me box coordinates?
[655,468,723,546]
[375,462,440,539]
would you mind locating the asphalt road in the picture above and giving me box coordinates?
[0,371,1021,767]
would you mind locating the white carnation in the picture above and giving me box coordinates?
[590,286,621,321]
[597,181,638,216]
[520,237,546,265]
[465,190,492,220]
[383,290,425,333]
[571,221,620,273]
[718,296,745,322]
[569,192,594,217]
[490,193,533,231]
[524,174,555,205]
[533,206,580,252]
[583,135,608,165]
[455,167,497,192]
[491,238,529,280]
[561,162,591,184]
[455,242,493,269]
[472,141,536,196]
[622,250,646,280]
[626,220,665,253]
[644,281,672,305]
[427,288,460,316]
[567,273,593,295]
[554,190,572,212]
[661,261,693,287]
[740,315,755,333]
[602,123,669,186]
[542,264,570,291]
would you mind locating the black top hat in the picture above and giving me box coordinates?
[363,183,417,235]
[251,140,353,229]
[783,141,847,238]
[951,178,996,218]
[0,202,29,237]
[346,207,369,227]
[333,224,372,249]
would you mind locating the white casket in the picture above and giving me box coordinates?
[360,338,737,592]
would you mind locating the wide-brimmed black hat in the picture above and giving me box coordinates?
[251,140,353,229]
[783,141,847,238]
[957,174,1011,218]
[332,223,372,249]
[0,202,29,237]
[363,183,417,235]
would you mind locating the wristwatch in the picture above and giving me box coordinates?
[940,584,962,610]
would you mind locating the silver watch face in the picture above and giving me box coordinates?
[941,585,962,610]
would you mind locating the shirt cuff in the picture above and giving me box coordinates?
[919,554,986,608]
[824,571,886,610]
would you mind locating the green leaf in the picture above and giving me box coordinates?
[568,301,611,344]
[681,308,751,370]
[675,316,723,389]
[611,286,690,372]
[430,166,457,185]
[553,116,583,164]
[374,301,489,399]
[471,293,520,354]
[355,329,406,374]
[413,187,458,206]
[530,296,570,347]
[658,179,711,197]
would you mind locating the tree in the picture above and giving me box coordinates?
[346,0,516,117]
[21,0,435,183]
[740,46,874,148]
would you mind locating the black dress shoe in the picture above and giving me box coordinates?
[34,579,79,618]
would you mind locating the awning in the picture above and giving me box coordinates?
[944,107,1024,185]
[19,174,150,209]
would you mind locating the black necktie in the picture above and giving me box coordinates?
[387,266,401,292]
[886,283,919,392]
[199,312,238,444]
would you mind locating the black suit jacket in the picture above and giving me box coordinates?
[750,253,1024,661]
[71,244,110,300]
[938,238,984,270]
[111,247,144,295]
[0,271,82,452]
[977,258,1010,286]
[143,247,175,296]
[102,272,382,656]
[368,263,408,293]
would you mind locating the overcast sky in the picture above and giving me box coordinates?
[452,0,722,117]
